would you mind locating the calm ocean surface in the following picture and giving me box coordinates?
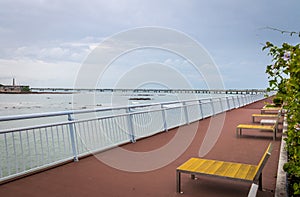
[0,92,221,117]
[0,92,222,130]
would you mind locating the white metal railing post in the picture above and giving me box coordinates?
[126,108,136,143]
[240,96,244,106]
[232,96,236,108]
[219,98,223,112]
[183,101,190,124]
[210,98,215,116]
[237,96,241,108]
[243,95,246,105]
[160,104,168,132]
[198,100,204,119]
[240,95,244,106]
[226,97,230,110]
[67,114,79,162]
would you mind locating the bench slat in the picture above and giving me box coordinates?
[235,164,253,179]
[205,161,224,174]
[245,166,258,180]
[252,114,278,117]
[199,160,217,172]
[225,163,242,178]
[214,162,231,176]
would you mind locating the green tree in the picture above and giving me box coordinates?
[21,86,30,92]
[264,42,300,195]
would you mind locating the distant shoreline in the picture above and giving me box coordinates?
[0,91,75,94]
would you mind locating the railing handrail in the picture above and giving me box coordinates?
[0,98,211,134]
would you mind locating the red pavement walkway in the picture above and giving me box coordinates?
[0,97,281,197]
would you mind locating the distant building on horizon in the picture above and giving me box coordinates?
[0,78,30,93]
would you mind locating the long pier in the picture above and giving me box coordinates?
[30,88,268,95]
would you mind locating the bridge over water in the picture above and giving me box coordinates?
[30,88,268,95]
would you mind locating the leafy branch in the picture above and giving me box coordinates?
[265,26,300,37]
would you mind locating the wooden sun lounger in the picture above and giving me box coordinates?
[176,143,273,193]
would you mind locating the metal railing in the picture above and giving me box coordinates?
[0,94,266,183]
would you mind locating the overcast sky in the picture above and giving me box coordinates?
[0,0,299,89]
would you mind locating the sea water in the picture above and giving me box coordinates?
[0,91,226,130]
[0,92,221,117]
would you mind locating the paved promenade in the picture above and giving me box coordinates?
[0,97,282,197]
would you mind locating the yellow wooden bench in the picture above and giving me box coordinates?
[260,106,281,114]
[237,111,280,140]
[236,123,277,140]
[251,114,278,123]
[176,143,272,193]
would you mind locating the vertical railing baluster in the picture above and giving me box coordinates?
[68,114,79,162]
[50,127,55,161]
[98,119,105,146]
[198,100,203,119]
[241,95,245,106]
[183,101,190,124]
[61,125,67,155]
[232,96,236,108]
[226,97,230,111]
[78,122,84,153]
[237,96,241,108]
[32,129,38,168]
[56,126,61,158]
[39,128,44,165]
[219,98,223,113]
[126,108,135,143]
[12,132,18,173]
[19,131,25,171]
[25,130,32,169]
[210,98,215,116]
[91,120,98,149]
[45,128,50,163]
[85,121,92,149]
[160,104,168,132]
[4,133,10,176]
[108,118,114,143]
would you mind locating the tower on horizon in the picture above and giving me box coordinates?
[12,78,15,86]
